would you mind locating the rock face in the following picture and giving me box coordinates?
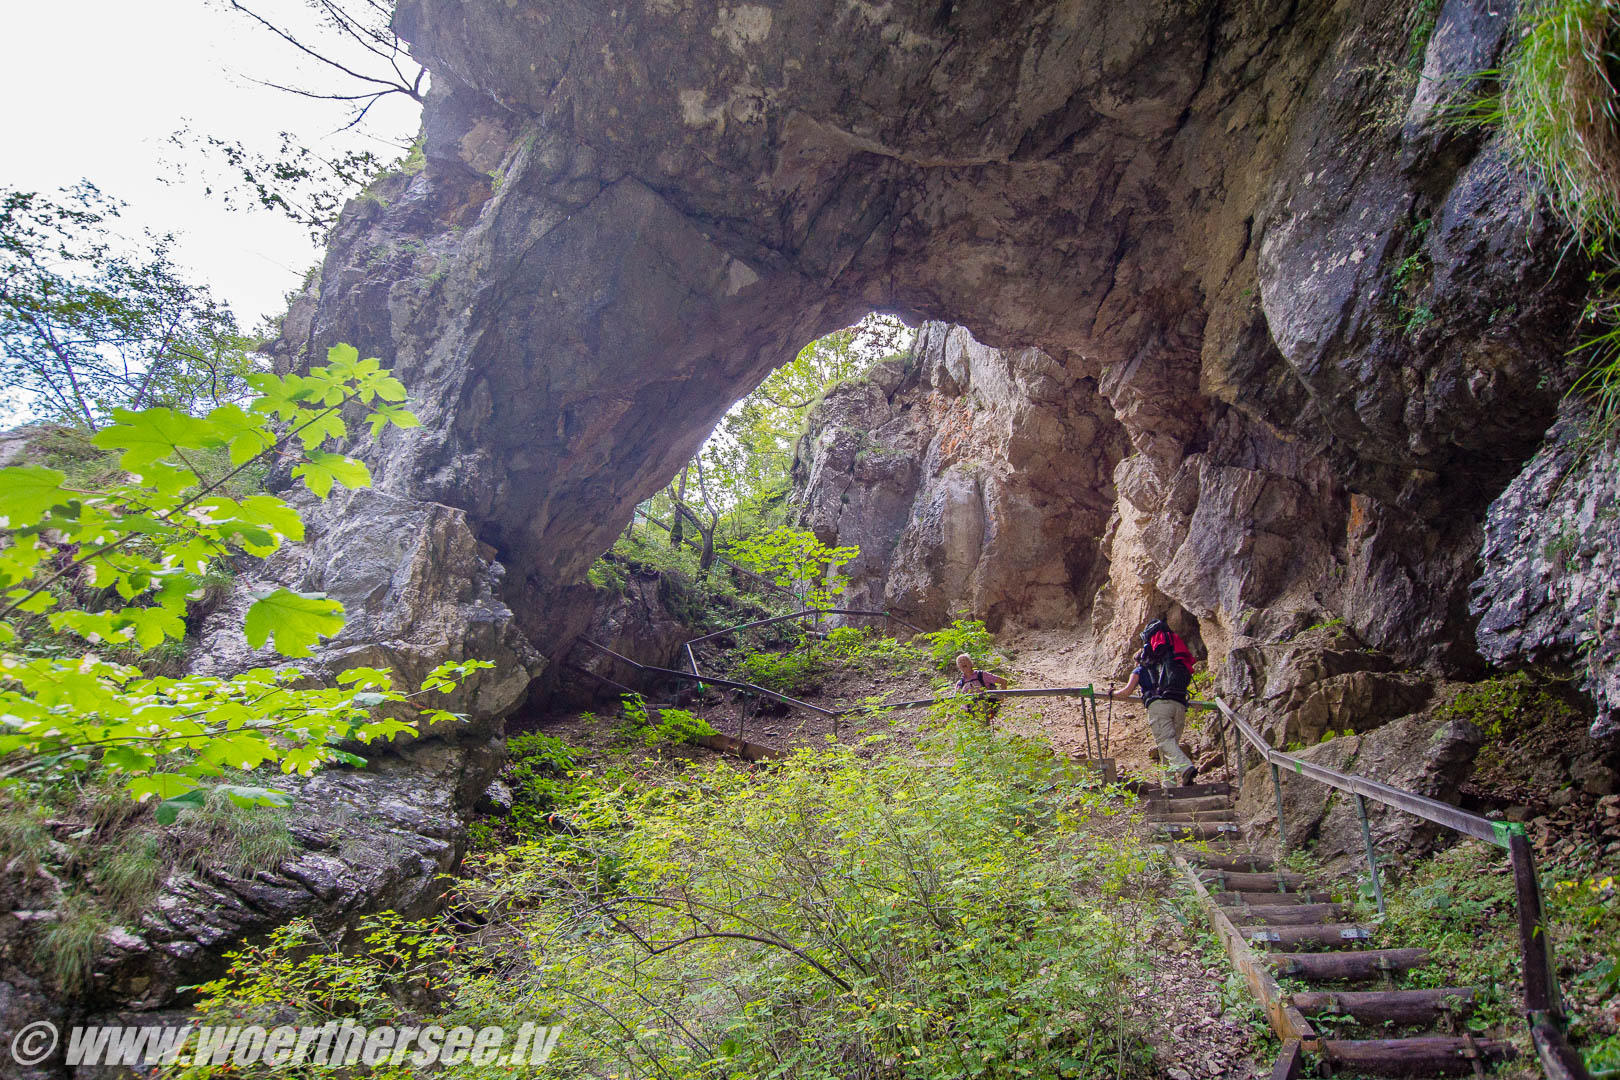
[263,0,1582,686]
[794,324,1125,628]
[0,737,499,1080]
[1222,625,1436,748]
[1471,403,1620,737]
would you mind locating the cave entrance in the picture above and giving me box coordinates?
[593,311,1133,648]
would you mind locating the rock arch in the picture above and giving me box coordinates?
[263,0,1582,695]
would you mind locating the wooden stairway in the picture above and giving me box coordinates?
[1142,782,1517,1078]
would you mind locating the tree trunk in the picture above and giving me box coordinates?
[669,466,688,548]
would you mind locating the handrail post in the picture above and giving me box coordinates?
[1233,711,1245,786]
[1508,830,1592,1080]
[1354,794,1385,915]
[1270,760,1287,855]
[1509,830,1562,1022]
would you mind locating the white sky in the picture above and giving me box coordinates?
[1,0,423,327]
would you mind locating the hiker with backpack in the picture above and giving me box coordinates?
[1106,619,1199,786]
[953,653,1005,694]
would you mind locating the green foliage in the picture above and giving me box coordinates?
[179,911,462,1032]
[1390,219,1435,337]
[823,624,925,671]
[1188,667,1215,700]
[0,185,264,426]
[37,896,108,995]
[921,618,999,671]
[1489,0,1620,441]
[0,343,492,808]
[1301,615,1347,634]
[615,695,718,748]
[1501,0,1620,241]
[725,526,858,611]
[639,707,718,748]
[737,645,825,694]
[693,314,913,525]
[176,703,1173,1079]
[496,733,630,846]
[1432,670,1582,743]
[731,627,923,695]
[1373,840,1620,1065]
[1408,0,1444,71]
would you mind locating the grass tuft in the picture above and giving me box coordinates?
[1503,0,1620,239]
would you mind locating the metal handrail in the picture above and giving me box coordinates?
[1207,696,1589,1080]
[1211,699,1509,847]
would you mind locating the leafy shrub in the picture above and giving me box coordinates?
[1373,839,1620,1064]
[177,701,1172,1079]
[737,646,825,693]
[613,695,718,749]
[725,526,859,610]
[0,344,490,815]
[922,617,998,671]
[639,707,717,748]
[823,624,925,671]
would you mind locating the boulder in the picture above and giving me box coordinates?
[1222,625,1436,749]
[1235,705,1484,872]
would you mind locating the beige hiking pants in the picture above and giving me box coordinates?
[1146,699,1193,771]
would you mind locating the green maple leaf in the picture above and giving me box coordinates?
[321,342,363,377]
[291,452,370,498]
[120,606,188,650]
[238,495,306,543]
[282,744,330,776]
[365,401,420,437]
[206,403,277,466]
[0,465,70,524]
[297,409,348,450]
[91,407,217,472]
[216,784,295,810]
[244,588,345,657]
[200,732,279,770]
[247,372,320,421]
[128,772,198,803]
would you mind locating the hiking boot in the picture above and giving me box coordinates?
[1179,764,1199,786]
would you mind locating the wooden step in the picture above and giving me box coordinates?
[1221,903,1349,925]
[1200,869,1307,892]
[1155,822,1243,841]
[1213,889,1334,906]
[1292,988,1477,1027]
[1179,848,1273,872]
[1155,780,1232,799]
[1152,810,1239,825]
[1320,1035,1513,1076]
[1241,923,1375,950]
[1268,948,1430,982]
[1144,794,1233,814]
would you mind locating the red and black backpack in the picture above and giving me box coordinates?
[1138,619,1195,704]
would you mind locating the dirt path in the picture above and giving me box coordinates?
[991,628,1169,782]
